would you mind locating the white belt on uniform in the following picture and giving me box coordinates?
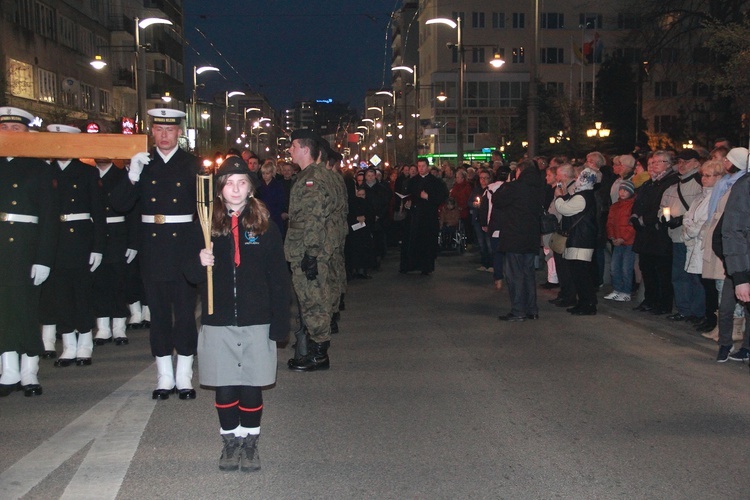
[60,213,91,222]
[141,214,193,224]
[0,212,39,224]
[106,216,126,224]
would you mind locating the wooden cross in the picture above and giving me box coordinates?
[0,132,148,160]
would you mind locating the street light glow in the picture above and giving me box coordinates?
[196,66,220,75]
[227,91,245,98]
[426,18,457,29]
[376,91,394,97]
[391,66,414,74]
[138,18,173,29]
[90,55,107,70]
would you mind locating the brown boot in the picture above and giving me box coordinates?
[732,317,745,342]
[701,325,719,342]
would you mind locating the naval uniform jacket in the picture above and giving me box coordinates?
[52,160,106,269]
[99,166,138,264]
[0,157,58,284]
[111,148,200,281]
[184,213,291,342]
[0,156,59,354]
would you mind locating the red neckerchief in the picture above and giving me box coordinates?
[231,212,240,267]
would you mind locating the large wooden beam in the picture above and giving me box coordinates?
[0,132,148,160]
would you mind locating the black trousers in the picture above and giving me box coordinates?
[39,267,94,333]
[553,252,577,302]
[570,259,597,309]
[143,278,198,357]
[639,253,673,311]
[92,262,128,318]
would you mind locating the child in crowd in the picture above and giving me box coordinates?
[605,180,637,301]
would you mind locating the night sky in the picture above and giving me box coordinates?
[183,0,400,113]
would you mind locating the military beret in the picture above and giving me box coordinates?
[215,156,249,177]
[290,129,320,142]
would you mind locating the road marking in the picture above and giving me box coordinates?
[0,364,156,499]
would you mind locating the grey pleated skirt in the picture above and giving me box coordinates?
[198,324,277,387]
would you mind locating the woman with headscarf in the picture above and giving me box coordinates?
[554,168,600,315]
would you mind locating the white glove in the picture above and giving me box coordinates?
[128,152,151,183]
[30,265,50,286]
[89,252,103,272]
[125,248,138,264]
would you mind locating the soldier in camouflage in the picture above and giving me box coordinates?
[319,140,348,334]
[285,130,335,371]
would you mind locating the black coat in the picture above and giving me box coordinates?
[0,157,58,283]
[111,148,201,281]
[400,173,448,273]
[561,190,598,249]
[52,160,107,269]
[722,173,750,285]
[184,214,291,342]
[99,166,138,264]
[631,171,679,256]
[493,166,544,254]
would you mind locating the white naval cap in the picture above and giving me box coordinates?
[147,108,186,125]
[47,124,82,134]
[0,106,35,126]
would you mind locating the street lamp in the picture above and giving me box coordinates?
[133,17,173,133]
[586,122,611,138]
[426,16,464,165]
[392,65,419,160]
[192,65,220,152]
[224,90,245,148]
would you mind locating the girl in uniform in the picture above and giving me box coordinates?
[187,157,290,472]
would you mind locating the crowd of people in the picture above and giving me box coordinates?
[3,102,750,471]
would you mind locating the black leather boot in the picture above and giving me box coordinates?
[288,341,330,372]
[330,318,339,334]
[338,293,345,311]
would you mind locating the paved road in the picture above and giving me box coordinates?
[2,250,749,499]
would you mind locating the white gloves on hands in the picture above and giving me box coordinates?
[89,252,103,272]
[128,152,151,183]
[30,265,50,286]
[125,248,138,264]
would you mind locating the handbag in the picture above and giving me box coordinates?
[540,211,559,235]
[549,231,567,254]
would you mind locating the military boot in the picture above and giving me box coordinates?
[240,434,261,472]
[219,434,241,471]
[288,341,330,372]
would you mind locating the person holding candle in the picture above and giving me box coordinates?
[629,151,680,315]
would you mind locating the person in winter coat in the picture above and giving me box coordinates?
[604,180,636,301]
[555,168,600,315]
[495,160,544,321]
[682,160,724,334]
[185,157,291,473]
[630,151,680,315]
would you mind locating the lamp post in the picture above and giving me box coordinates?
[392,65,418,161]
[133,16,173,134]
[426,16,463,165]
[192,65,220,153]
[224,90,245,149]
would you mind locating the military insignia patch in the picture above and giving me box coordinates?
[305,181,314,187]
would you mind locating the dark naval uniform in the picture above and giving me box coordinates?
[40,159,107,366]
[111,147,200,359]
[92,164,138,345]
[0,158,58,356]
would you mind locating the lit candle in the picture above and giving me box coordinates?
[663,207,671,221]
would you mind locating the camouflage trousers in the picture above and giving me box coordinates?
[291,258,331,343]
[327,245,346,315]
